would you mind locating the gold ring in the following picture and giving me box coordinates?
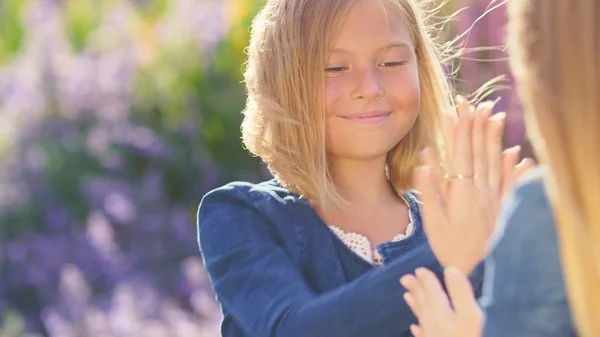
[444,173,479,180]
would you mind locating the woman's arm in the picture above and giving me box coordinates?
[480,171,577,337]
[198,187,444,337]
[399,169,577,337]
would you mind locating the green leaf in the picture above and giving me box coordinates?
[63,0,103,51]
[0,0,27,63]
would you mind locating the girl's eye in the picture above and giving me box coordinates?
[326,66,347,73]
[380,61,407,68]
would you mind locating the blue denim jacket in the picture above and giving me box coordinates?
[480,168,577,336]
[197,179,484,337]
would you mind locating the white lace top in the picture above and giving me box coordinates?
[329,196,414,266]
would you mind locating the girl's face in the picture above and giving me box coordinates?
[325,0,420,161]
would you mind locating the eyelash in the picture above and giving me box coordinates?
[381,61,407,68]
[326,66,348,73]
[325,61,407,73]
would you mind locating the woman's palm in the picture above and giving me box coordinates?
[415,97,533,274]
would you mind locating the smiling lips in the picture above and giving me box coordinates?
[343,111,392,124]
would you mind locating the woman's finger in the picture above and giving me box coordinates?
[506,157,537,192]
[413,164,447,235]
[500,146,521,197]
[486,112,506,197]
[472,101,494,191]
[456,95,474,117]
[442,99,460,173]
[449,107,475,182]
[421,148,449,205]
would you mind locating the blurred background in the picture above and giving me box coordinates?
[0,0,527,336]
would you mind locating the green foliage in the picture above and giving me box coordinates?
[0,0,27,63]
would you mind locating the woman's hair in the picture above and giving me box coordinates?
[508,1,600,336]
[241,0,453,206]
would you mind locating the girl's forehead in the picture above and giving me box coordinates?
[338,2,408,33]
[333,2,412,50]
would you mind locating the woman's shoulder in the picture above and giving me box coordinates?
[481,166,575,335]
[508,166,548,205]
[491,167,551,242]
[484,165,566,297]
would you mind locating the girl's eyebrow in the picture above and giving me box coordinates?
[330,42,411,55]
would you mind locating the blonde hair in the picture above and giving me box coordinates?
[508,1,600,336]
[241,0,454,206]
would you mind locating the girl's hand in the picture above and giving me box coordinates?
[400,267,484,337]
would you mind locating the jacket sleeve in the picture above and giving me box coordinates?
[198,186,445,337]
[480,171,576,337]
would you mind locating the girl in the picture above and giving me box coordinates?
[401,0,599,336]
[197,0,512,336]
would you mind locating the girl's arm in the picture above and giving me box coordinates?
[198,187,446,337]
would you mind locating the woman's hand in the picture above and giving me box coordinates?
[400,267,483,337]
[415,96,534,274]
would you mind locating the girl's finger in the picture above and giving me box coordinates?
[444,267,485,332]
[403,292,421,319]
[409,269,428,306]
[410,324,423,337]
[400,274,422,317]
[415,268,453,313]
[400,274,419,292]
[444,267,479,316]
